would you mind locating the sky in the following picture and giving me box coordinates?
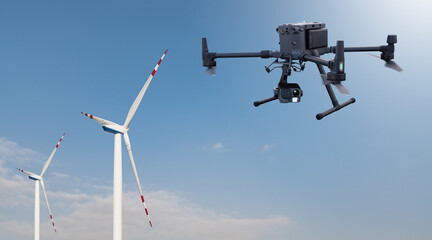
[0,0,431,239]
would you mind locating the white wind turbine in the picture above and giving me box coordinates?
[17,133,65,240]
[81,50,167,240]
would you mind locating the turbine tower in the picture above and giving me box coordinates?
[81,50,167,240]
[17,133,65,240]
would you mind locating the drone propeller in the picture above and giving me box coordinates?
[205,67,216,76]
[320,74,350,95]
[367,53,403,72]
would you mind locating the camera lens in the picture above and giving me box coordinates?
[293,89,300,96]
[280,88,291,99]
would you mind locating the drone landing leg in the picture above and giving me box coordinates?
[254,95,278,107]
[311,50,356,120]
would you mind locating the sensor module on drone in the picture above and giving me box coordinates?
[202,22,402,120]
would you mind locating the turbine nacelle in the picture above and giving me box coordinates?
[17,168,42,181]
[102,124,127,134]
[29,175,42,181]
[81,112,128,134]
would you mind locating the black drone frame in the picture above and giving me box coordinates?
[202,33,399,120]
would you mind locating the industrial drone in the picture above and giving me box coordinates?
[202,22,402,120]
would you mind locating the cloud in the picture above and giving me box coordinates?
[41,190,291,240]
[210,142,231,152]
[0,139,38,207]
[211,142,223,150]
[51,172,69,178]
[0,137,44,165]
[0,164,33,207]
[262,144,275,152]
[0,137,293,240]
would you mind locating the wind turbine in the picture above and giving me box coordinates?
[81,50,167,240]
[17,133,65,240]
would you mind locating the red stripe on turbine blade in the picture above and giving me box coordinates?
[151,69,156,76]
[149,221,153,227]
[141,195,145,202]
[50,215,53,219]
[90,115,93,119]
[145,209,149,215]
[158,59,162,65]
[55,144,59,148]
[164,49,168,54]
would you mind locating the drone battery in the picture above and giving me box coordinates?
[277,22,327,56]
[307,29,328,49]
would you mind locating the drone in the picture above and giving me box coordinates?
[202,22,402,120]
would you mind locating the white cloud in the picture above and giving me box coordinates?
[0,137,293,240]
[211,142,223,150]
[210,142,231,152]
[262,144,275,152]
[0,143,37,207]
[0,137,44,165]
[0,187,292,240]
[51,172,69,178]
[38,190,291,240]
[0,165,33,207]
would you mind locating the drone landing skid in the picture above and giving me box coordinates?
[316,96,356,120]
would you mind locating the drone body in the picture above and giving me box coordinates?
[202,22,401,120]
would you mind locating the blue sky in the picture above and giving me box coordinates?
[0,0,431,239]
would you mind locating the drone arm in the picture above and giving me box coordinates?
[342,46,381,52]
[215,51,276,59]
[326,35,397,62]
[202,37,280,69]
[303,55,332,67]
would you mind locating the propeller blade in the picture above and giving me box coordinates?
[205,67,216,76]
[367,53,380,59]
[320,74,330,85]
[385,60,403,72]
[17,168,37,177]
[40,133,65,177]
[40,180,57,233]
[367,53,403,72]
[123,132,152,227]
[124,50,168,129]
[320,74,350,95]
[333,83,350,96]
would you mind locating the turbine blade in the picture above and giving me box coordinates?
[17,168,37,177]
[41,133,65,177]
[123,132,152,227]
[124,50,168,129]
[81,112,115,126]
[40,180,57,233]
